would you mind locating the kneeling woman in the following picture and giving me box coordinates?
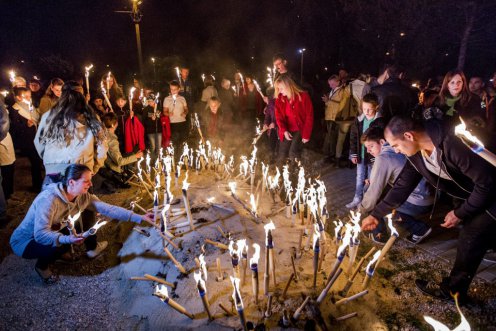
[274,74,314,164]
[10,164,153,284]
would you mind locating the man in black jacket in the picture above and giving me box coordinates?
[370,65,418,122]
[361,116,496,304]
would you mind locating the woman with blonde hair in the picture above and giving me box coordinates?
[274,73,314,163]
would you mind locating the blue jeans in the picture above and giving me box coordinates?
[148,133,162,160]
[352,161,372,201]
[374,201,431,236]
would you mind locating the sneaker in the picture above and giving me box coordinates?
[406,227,432,245]
[35,266,59,285]
[345,198,361,209]
[86,241,108,259]
[414,279,466,305]
[483,249,496,263]
[368,232,388,246]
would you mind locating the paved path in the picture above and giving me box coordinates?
[317,162,496,283]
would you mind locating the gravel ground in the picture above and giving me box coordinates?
[1,140,496,330]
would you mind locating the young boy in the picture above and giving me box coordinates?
[346,93,383,209]
[163,81,188,148]
[359,126,433,244]
[8,87,43,193]
[143,93,162,160]
[114,94,129,150]
[101,113,142,188]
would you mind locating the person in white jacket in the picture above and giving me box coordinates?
[10,164,153,284]
[34,81,108,186]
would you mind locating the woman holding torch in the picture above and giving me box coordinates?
[274,73,314,164]
[10,164,153,284]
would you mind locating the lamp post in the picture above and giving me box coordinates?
[151,57,156,81]
[299,48,306,84]
[115,0,144,76]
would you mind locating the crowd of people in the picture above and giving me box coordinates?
[1,53,496,306]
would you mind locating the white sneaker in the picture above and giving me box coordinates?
[86,241,108,259]
[345,198,361,209]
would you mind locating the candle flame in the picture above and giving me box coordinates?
[85,64,94,71]
[334,219,343,240]
[264,220,276,246]
[249,193,257,214]
[386,213,399,237]
[236,239,247,258]
[67,210,82,229]
[201,73,206,82]
[253,80,261,92]
[155,284,169,299]
[9,70,16,83]
[199,253,208,281]
[230,276,243,308]
[228,181,237,195]
[193,270,206,292]
[313,223,321,250]
[454,118,485,148]
[337,223,352,257]
[182,171,190,191]
[423,292,470,331]
[250,243,261,265]
[366,250,382,274]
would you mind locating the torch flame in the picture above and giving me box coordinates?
[386,213,399,237]
[250,243,261,265]
[92,219,108,232]
[193,270,206,292]
[454,118,485,148]
[366,250,382,274]
[423,292,471,330]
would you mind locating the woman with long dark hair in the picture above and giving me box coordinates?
[274,73,314,163]
[10,164,153,284]
[35,81,108,184]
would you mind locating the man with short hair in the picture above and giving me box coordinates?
[468,76,488,108]
[361,116,496,304]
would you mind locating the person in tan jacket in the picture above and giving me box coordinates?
[322,75,352,166]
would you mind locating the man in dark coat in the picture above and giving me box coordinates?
[361,116,496,305]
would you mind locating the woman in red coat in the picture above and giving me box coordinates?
[274,74,314,164]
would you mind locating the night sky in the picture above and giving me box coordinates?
[1,0,496,87]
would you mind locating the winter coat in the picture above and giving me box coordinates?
[124,116,145,153]
[10,183,142,256]
[359,144,434,213]
[324,85,350,121]
[371,119,496,222]
[371,77,418,120]
[275,92,314,141]
[143,105,163,134]
[34,111,108,175]
[8,103,37,151]
[104,131,138,173]
[349,113,384,164]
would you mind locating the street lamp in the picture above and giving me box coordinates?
[151,57,156,81]
[299,48,306,84]
[115,0,144,75]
